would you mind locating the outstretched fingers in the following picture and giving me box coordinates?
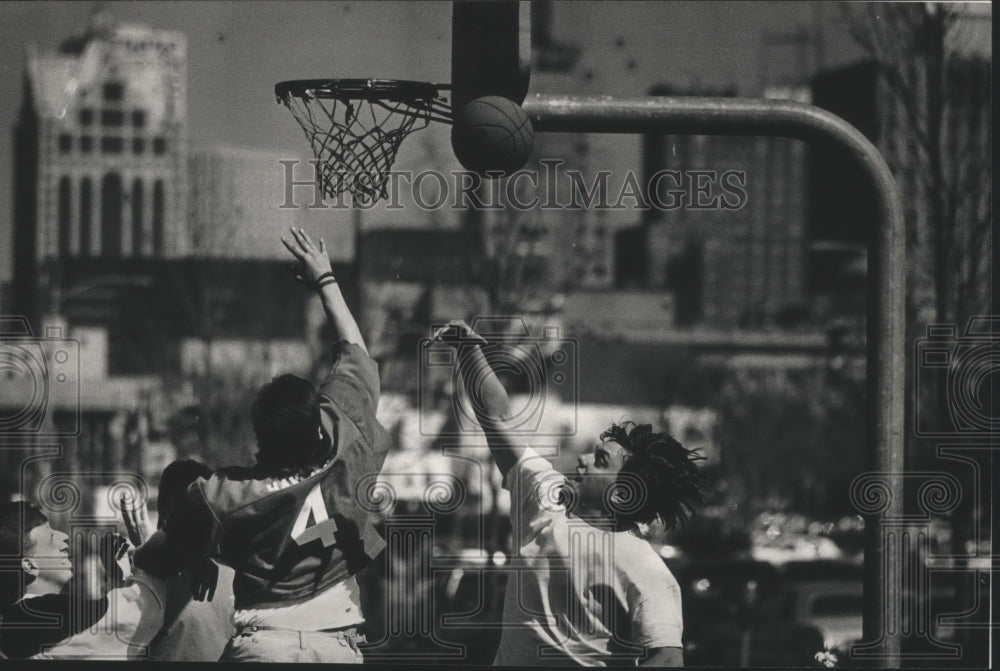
[283,227,326,259]
[281,235,306,261]
[292,227,319,254]
[120,494,153,547]
[429,320,487,346]
[191,559,219,602]
[115,534,129,561]
[282,228,333,288]
[429,324,452,342]
[296,227,313,248]
[120,494,139,544]
[430,320,464,342]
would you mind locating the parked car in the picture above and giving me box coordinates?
[759,560,864,653]
[666,557,828,666]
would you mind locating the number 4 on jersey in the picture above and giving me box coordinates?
[291,484,338,547]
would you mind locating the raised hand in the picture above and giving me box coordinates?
[120,493,154,548]
[190,556,219,602]
[433,321,520,477]
[429,320,488,347]
[100,532,131,589]
[283,228,367,351]
[281,227,334,287]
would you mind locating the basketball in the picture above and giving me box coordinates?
[451,96,535,176]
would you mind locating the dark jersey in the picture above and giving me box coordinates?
[163,341,390,610]
[0,592,108,659]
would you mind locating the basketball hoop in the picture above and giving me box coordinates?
[275,79,452,204]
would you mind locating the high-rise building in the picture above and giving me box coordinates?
[12,13,187,324]
[188,145,346,261]
[637,85,808,329]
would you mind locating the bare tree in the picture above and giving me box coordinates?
[844,6,991,660]
[472,171,607,317]
[844,3,991,325]
[710,366,867,526]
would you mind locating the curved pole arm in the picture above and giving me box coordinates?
[522,93,906,667]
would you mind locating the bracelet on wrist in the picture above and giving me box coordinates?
[315,271,337,289]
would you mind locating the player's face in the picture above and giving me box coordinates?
[571,440,631,514]
[24,523,74,588]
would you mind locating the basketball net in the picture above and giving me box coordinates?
[279,89,440,204]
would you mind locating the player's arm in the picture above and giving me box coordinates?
[282,227,367,354]
[642,647,683,667]
[132,530,186,579]
[134,480,221,580]
[631,582,685,668]
[284,226,382,447]
[432,320,525,479]
[133,531,215,601]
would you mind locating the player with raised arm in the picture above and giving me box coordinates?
[432,320,705,667]
[134,228,390,663]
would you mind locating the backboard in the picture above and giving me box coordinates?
[451,1,531,110]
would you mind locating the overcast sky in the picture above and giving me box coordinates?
[0,1,989,281]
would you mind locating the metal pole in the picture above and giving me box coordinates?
[522,93,906,666]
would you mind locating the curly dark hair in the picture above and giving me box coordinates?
[601,421,705,531]
[251,374,330,476]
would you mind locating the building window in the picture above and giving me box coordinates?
[58,177,72,256]
[132,138,145,154]
[132,110,146,128]
[80,177,93,256]
[153,137,167,155]
[101,173,123,257]
[132,179,144,256]
[101,110,125,126]
[80,136,93,153]
[152,180,165,254]
[58,134,72,153]
[79,108,94,126]
[103,82,124,102]
[101,137,124,153]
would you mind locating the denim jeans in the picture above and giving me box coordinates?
[219,626,365,663]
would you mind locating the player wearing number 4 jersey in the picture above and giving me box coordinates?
[136,229,389,663]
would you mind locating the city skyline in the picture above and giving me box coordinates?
[0,0,883,283]
[0,6,991,665]
[1,1,990,284]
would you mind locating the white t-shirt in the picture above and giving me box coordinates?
[493,448,683,667]
[32,569,167,660]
